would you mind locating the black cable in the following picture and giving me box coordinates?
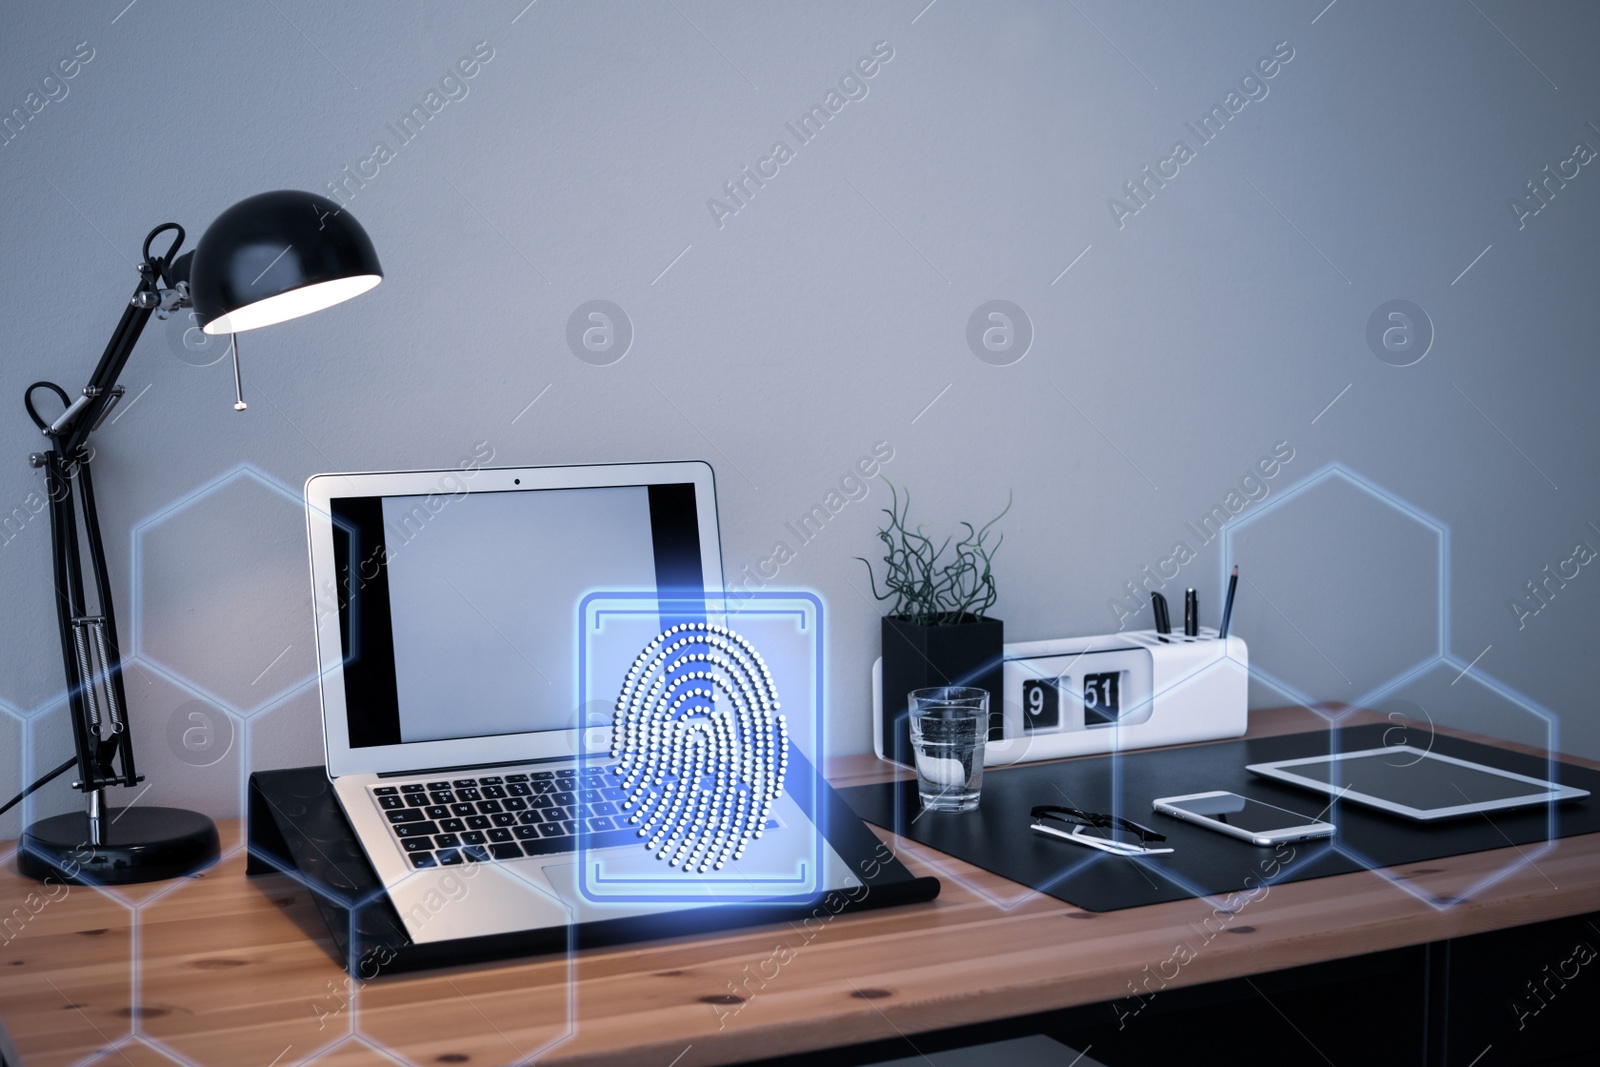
[0,756,78,818]
[24,380,70,432]
[142,223,184,287]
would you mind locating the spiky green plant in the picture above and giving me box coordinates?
[856,480,1011,625]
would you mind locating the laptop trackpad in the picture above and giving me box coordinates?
[538,859,724,914]
[392,862,576,943]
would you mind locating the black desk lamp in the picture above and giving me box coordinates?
[14,190,381,885]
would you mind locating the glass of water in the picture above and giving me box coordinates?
[909,687,989,813]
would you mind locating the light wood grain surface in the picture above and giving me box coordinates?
[3,707,1596,1067]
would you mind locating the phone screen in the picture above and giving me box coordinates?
[1167,793,1320,834]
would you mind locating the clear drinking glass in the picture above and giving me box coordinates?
[909,687,989,813]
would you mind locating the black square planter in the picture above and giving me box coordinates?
[879,614,1004,768]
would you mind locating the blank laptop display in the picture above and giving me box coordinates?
[326,479,701,750]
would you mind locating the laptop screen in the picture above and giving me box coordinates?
[328,482,704,748]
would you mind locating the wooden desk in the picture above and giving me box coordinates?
[3,708,1597,1067]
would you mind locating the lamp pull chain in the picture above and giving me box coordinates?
[229,333,247,411]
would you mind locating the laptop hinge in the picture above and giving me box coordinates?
[376,754,602,779]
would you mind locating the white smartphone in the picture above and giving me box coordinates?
[1152,791,1334,846]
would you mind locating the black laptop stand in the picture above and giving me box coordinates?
[246,754,940,976]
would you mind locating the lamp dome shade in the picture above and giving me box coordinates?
[191,190,381,335]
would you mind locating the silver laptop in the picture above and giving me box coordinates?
[304,460,855,944]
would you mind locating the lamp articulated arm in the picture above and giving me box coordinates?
[47,224,190,454]
[22,224,196,840]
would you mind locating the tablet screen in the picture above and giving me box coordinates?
[1290,750,1555,809]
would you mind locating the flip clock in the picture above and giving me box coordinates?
[872,629,1248,767]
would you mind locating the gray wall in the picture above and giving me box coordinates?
[3,1,1597,835]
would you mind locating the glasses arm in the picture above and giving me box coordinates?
[1029,805,1166,843]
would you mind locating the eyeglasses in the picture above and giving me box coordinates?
[1029,805,1174,856]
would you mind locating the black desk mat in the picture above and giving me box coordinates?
[247,751,939,976]
[838,724,1600,912]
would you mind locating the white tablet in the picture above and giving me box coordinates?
[1246,745,1590,822]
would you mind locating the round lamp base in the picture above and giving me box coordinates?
[17,807,220,885]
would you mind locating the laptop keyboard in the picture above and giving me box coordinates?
[372,766,640,869]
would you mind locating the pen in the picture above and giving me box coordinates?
[1151,592,1171,635]
[1184,589,1198,637]
[1219,565,1239,640]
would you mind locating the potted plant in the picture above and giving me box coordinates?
[857,482,1010,766]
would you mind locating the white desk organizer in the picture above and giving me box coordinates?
[872,629,1247,768]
